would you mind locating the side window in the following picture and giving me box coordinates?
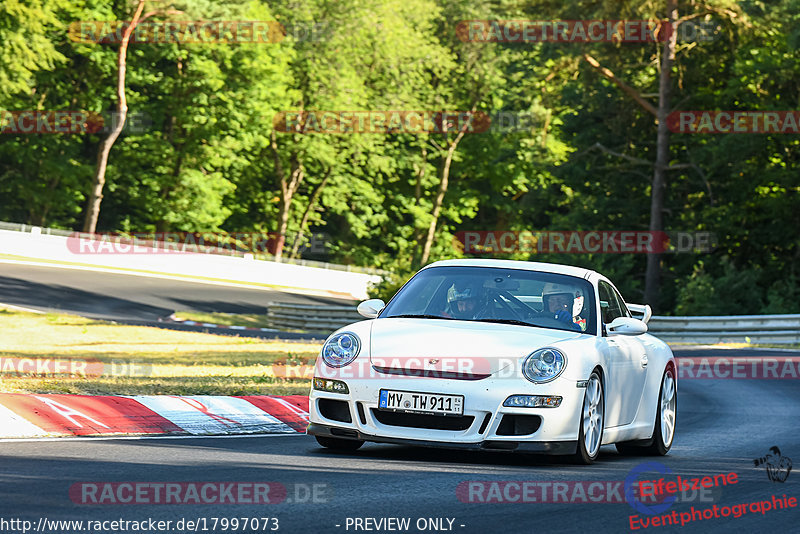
[612,287,631,318]
[598,282,624,324]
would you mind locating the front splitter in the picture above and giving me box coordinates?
[307,423,577,454]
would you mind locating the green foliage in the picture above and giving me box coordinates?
[0,0,69,105]
[674,259,762,315]
[764,277,800,314]
[368,269,416,304]
[0,0,797,315]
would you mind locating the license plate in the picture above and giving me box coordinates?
[378,389,464,416]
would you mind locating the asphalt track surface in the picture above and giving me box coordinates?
[0,262,353,336]
[1,263,798,533]
[2,347,799,534]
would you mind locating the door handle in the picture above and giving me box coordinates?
[641,356,648,368]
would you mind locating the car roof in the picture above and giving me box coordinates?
[424,258,599,280]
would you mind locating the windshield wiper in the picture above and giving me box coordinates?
[473,318,540,327]
[385,314,455,320]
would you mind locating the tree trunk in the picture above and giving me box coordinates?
[415,145,426,205]
[269,130,304,261]
[412,145,427,262]
[274,194,291,261]
[82,0,146,233]
[274,164,303,261]
[420,126,469,265]
[288,167,331,259]
[644,2,678,310]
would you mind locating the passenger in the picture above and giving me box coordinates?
[542,283,585,331]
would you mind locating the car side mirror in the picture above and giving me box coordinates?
[357,298,385,319]
[607,316,648,336]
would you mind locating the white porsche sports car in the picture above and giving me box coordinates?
[307,259,676,463]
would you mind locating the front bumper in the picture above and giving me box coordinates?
[308,373,584,454]
[308,423,577,454]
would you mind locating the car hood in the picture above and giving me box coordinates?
[368,318,582,378]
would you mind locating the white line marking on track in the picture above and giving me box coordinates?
[0,258,352,300]
[0,301,47,314]
[0,432,306,443]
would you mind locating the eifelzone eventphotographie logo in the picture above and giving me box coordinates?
[754,447,793,483]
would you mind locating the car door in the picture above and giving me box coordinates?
[599,281,649,427]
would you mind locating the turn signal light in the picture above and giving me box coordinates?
[313,377,349,394]
[503,395,562,408]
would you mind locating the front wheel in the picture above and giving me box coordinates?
[616,366,677,456]
[315,435,364,451]
[573,371,604,464]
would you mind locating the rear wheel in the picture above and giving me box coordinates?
[315,435,364,451]
[616,366,676,456]
[573,371,604,464]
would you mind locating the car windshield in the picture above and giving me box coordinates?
[380,266,596,335]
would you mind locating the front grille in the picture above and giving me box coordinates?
[371,366,490,380]
[371,409,474,431]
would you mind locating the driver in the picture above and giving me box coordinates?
[442,281,488,320]
[542,283,586,331]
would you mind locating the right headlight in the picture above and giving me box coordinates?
[522,348,566,383]
[321,332,361,368]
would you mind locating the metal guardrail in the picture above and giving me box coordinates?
[267,303,364,332]
[646,314,800,344]
[266,303,800,344]
[0,221,388,275]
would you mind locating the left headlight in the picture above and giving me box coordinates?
[522,348,566,383]
[321,332,361,368]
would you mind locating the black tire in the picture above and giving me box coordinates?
[573,371,604,464]
[615,441,650,456]
[615,366,676,456]
[315,435,365,451]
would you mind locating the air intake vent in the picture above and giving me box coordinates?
[496,415,541,436]
[356,402,367,425]
[371,410,474,431]
[477,413,492,434]
[319,399,352,423]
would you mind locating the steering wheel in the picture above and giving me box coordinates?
[532,313,582,331]
[487,291,529,321]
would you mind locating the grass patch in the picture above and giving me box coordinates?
[0,308,320,395]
